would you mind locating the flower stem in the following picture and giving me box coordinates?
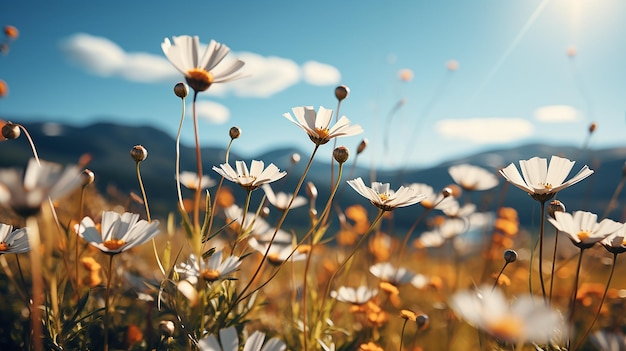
[26,216,43,351]
[104,254,114,351]
[538,200,547,303]
[567,247,586,349]
[191,90,203,232]
[135,162,151,222]
[174,95,187,211]
[548,227,559,305]
[572,252,617,351]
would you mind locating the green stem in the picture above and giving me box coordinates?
[191,90,203,233]
[135,162,151,222]
[174,95,186,211]
[538,200,547,303]
[548,227,559,305]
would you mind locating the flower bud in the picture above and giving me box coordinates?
[503,249,518,264]
[445,184,462,198]
[547,200,566,219]
[229,126,241,139]
[159,320,175,337]
[441,187,453,198]
[81,169,95,186]
[357,138,368,155]
[333,146,349,164]
[174,82,188,99]
[130,145,148,163]
[2,121,20,140]
[416,314,429,330]
[588,122,597,134]
[335,85,350,101]
[3,25,18,39]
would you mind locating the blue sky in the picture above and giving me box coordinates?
[1,0,625,170]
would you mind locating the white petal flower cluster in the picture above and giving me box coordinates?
[347,177,425,211]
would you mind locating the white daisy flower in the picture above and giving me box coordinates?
[548,211,623,249]
[413,230,446,249]
[247,237,306,265]
[499,155,593,201]
[283,106,363,145]
[601,227,626,255]
[347,177,426,211]
[443,203,476,218]
[78,211,160,254]
[0,223,30,254]
[179,171,216,190]
[369,262,415,285]
[213,160,286,191]
[224,204,270,236]
[176,252,241,284]
[448,164,499,191]
[261,184,307,211]
[161,35,245,92]
[450,285,567,344]
[330,286,378,305]
[198,327,286,351]
[408,183,456,210]
[0,158,83,216]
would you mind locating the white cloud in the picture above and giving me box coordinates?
[194,100,230,124]
[534,105,581,122]
[60,33,178,82]
[435,118,534,144]
[218,52,301,98]
[60,33,340,96]
[302,61,341,85]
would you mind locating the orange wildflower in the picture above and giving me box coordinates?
[3,26,18,39]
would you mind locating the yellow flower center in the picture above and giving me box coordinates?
[315,127,330,140]
[378,193,390,202]
[185,68,214,92]
[540,182,553,190]
[200,269,220,282]
[577,230,591,241]
[486,315,524,341]
[420,200,434,209]
[0,242,8,251]
[103,239,126,251]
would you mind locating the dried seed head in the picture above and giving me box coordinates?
[335,85,350,101]
[81,169,95,186]
[174,82,188,99]
[357,138,368,154]
[445,184,462,198]
[159,320,175,337]
[229,126,241,140]
[290,153,301,164]
[547,200,566,219]
[441,187,453,198]
[503,249,518,264]
[1,121,20,140]
[333,146,349,164]
[130,145,148,163]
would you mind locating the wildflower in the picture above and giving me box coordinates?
[601,229,626,254]
[161,35,245,92]
[331,286,378,305]
[408,183,456,210]
[283,106,363,145]
[179,171,215,190]
[590,329,626,351]
[0,80,7,98]
[198,326,286,351]
[369,262,415,285]
[413,230,445,249]
[126,324,143,347]
[78,211,160,254]
[0,158,83,217]
[499,155,593,202]
[247,237,305,264]
[3,25,18,39]
[442,202,475,218]
[261,184,307,211]
[224,204,271,236]
[0,223,29,254]
[80,256,102,287]
[450,285,567,344]
[547,211,623,249]
[176,252,240,284]
[347,177,425,211]
[400,309,417,321]
[448,164,499,191]
[213,160,286,191]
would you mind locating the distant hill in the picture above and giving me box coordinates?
[1,121,625,233]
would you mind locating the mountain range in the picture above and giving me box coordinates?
[1,121,625,233]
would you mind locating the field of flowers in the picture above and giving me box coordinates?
[2,29,626,351]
